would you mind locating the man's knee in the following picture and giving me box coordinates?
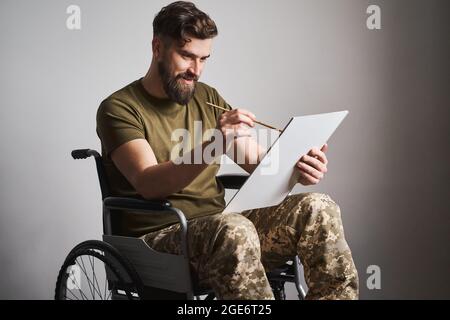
[293,192,348,251]
[213,213,261,258]
[307,191,339,210]
[285,192,342,233]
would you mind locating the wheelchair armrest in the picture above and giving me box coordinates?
[103,197,190,260]
[217,174,249,189]
[103,196,172,212]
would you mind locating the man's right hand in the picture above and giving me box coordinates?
[217,108,257,141]
[216,108,267,174]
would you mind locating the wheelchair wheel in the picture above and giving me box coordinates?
[55,240,143,300]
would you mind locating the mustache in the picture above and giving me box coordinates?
[177,72,199,82]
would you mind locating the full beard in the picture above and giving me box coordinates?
[158,60,198,105]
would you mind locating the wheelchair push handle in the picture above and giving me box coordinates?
[71,149,101,160]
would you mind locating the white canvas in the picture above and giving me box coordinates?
[223,111,349,213]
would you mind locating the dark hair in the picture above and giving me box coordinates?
[153,1,218,46]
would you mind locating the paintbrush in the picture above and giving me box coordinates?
[206,102,282,132]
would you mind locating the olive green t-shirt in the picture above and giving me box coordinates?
[96,78,231,237]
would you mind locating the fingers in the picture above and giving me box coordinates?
[227,126,252,137]
[307,147,328,165]
[298,170,320,185]
[219,108,256,129]
[297,144,329,186]
[232,108,256,121]
[296,161,325,180]
[229,112,255,127]
[299,154,327,173]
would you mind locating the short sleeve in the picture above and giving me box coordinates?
[96,98,145,158]
[210,87,233,121]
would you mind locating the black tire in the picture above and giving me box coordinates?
[55,240,143,300]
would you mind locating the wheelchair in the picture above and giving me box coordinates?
[54,149,307,300]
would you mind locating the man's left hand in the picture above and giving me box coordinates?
[296,143,329,186]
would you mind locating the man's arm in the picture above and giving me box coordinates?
[111,138,216,200]
[110,108,256,200]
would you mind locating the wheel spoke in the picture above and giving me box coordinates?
[67,271,89,300]
[89,254,104,300]
[77,256,103,298]
[106,289,113,300]
[89,255,96,299]
[56,242,137,301]
[103,270,108,299]
[78,257,95,298]
[65,285,81,300]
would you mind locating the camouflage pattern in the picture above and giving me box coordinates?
[141,192,358,300]
[242,192,359,300]
[141,212,274,299]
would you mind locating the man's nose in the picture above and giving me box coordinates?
[188,60,201,78]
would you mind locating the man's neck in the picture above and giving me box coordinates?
[141,64,168,99]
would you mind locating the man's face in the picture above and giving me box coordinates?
[157,37,212,105]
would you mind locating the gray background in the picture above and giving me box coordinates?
[0,0,449,299]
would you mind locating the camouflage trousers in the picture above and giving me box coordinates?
[140,192,359,300]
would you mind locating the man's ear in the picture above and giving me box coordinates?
[152,37,162,59]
